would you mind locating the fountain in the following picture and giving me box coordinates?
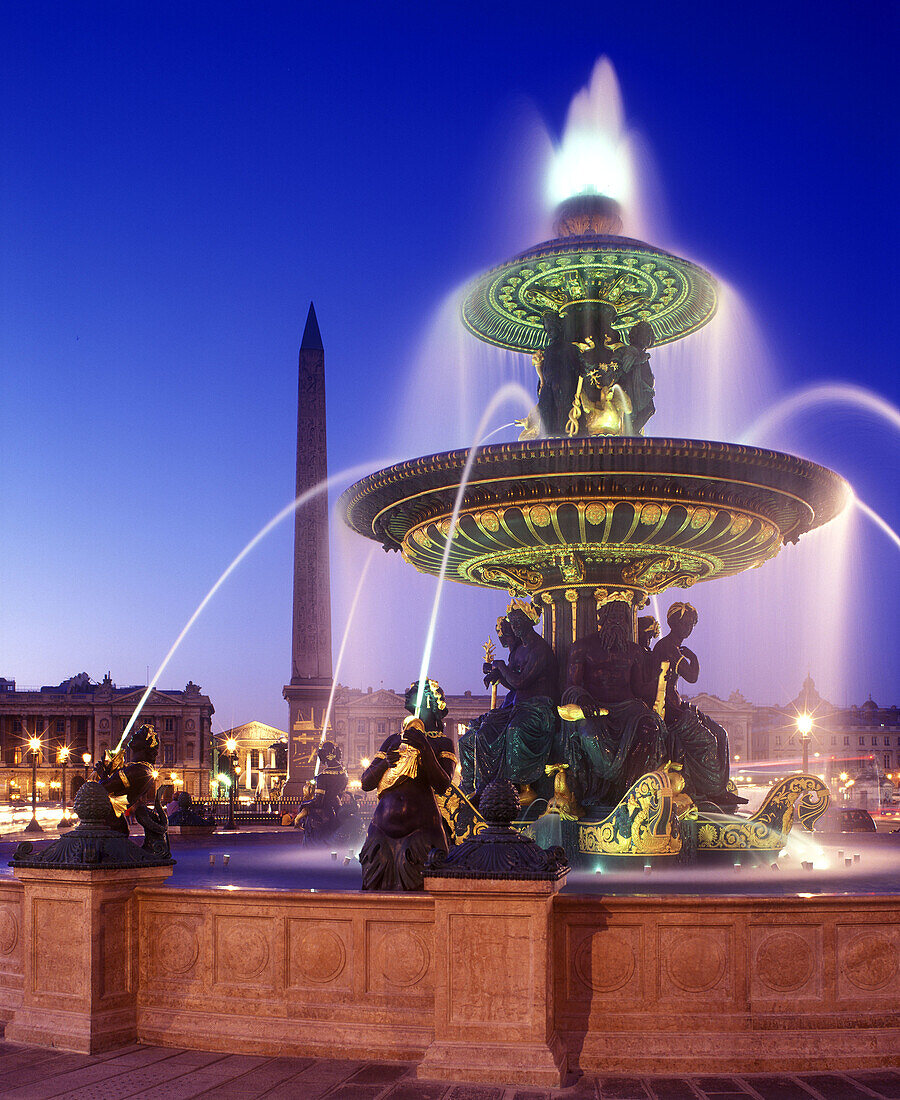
[2,63,896,1087]
[340,186,849,864]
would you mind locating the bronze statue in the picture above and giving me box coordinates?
[652,602,745,810]
[458,603,562,803]
[294,740,353,845]
[519,310,583,438]
[562,600,669,811]
[615,320,656,435]
[13,722,172,867]
[359,680,457,890]
[637,614,660,653]
[94,723,159,835]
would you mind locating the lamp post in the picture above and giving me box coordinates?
[222,738,238,831]
[82,751,92,779]
[796,713,813,774]
[57,745,71,829]
[25,737,44,833]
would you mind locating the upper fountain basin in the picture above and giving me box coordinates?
[461,229,718,353]
[339,438,850,598]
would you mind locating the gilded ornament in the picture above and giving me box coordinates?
[690,507,712,529]
[529,504,552,527]
[578,770,681,857]
[479,510,501,532]
[585,502,606,525]
[639,503,662,524]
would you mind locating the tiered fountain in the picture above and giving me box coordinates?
[341,189,850,861]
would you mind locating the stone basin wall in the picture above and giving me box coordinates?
[1,874,899,1077]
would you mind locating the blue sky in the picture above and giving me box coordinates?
[1,2,897,732]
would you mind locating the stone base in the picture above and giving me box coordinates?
[8,864,172,1054]
[418,1034,566,1086]
[5,1004,137,1054]
[566,1027,900,1074]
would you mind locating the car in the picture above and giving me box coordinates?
[838,807,877,833]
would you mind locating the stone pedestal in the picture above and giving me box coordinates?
[418,876,567,1087]
[6,864,172,1053]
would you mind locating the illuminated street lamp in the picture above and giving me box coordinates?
[57,745,71,830]
[222,738,238,831]
[25,737,44,833]
[82,751,92,779]
[796,713,813,773]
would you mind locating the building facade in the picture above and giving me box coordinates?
[0,673,215,801]
[216,721,288,798]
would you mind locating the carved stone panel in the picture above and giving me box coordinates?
[658,925,733,1003]
[749,925,821,1000]
[0,904,20,974]
[365,920,432,997]
[214,915,275,988]
[566,922,642,1003]
[100,899,130,998]
[287,918,351,990]
[145,912,202,982]
[33,898,85,998]
[448,913,530,1026]
[836,924,899,999]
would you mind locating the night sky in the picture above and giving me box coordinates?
[2,2,897,735]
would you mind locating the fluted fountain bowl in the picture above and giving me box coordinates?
[340,437,849,598]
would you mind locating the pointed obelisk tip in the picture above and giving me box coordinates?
[301,301,323,351]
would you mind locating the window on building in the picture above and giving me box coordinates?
[163,744,175,766]
[859,737,866,746]
[884,755,891,771]
[55,720,65,734]
[885,737,891,746]
[76,717,87,735]
[164,718,174,733]
[357,720,365,734]
[774,735,781,747]
[377,721,386,735]
[830,736,836,745]
[186,742,195,759]
[844,736,850,746]
[872,737,878,746]
[120,717,128,731]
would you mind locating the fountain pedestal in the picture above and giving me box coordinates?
[418,875,567,1087]
[5,864,173,1053]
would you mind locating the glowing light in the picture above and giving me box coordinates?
[82,752,92,765]
[217,773,231,788]
[58,745,70,761]
[360,757,371,768]
[28,737,41,752]
[839,772,849,782]
[548,57,633,205]
[225,739,237,754]
[796,714,813,737]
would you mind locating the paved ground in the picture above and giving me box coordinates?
[0,1041,897,1100]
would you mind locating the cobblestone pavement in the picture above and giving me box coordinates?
[0,1042,897,1100]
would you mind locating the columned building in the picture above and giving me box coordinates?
[0,673,214,800]
[216,721,288,798]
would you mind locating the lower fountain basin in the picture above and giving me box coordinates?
[340,437,849,597]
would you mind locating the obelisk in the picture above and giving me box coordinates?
[282,302,333,790]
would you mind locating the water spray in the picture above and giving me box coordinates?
[112,456,402,759]
[414,384,532,717]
